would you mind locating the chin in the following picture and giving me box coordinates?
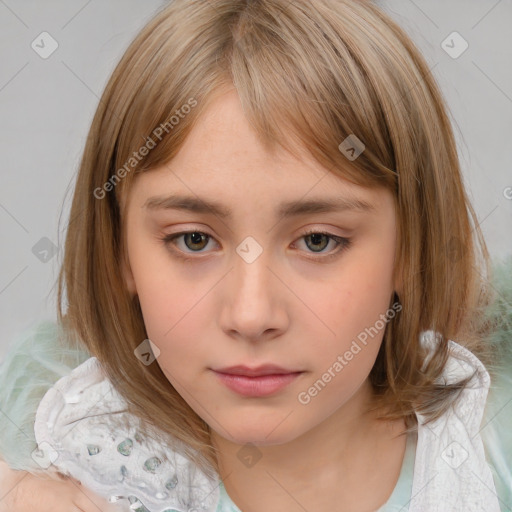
[230,433,294,447]
[223,419,303,447]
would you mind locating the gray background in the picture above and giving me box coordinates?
[1,0,511,361]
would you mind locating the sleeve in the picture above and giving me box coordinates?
[0,320,91,471]
[480,257,512,511]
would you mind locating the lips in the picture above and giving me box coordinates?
[211,364,304,397]
[212,364,300,377]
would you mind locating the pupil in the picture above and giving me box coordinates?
[308,233,327,252]
[190,232,202,244]
[186,232,207,250]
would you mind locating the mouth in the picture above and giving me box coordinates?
[211,365,304,397]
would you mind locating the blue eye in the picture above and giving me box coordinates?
[160,230,351,261]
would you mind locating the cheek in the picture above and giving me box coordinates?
[128,235,203,338]
[138,281,208,360]
[132,264,212,380]
[307,262,393,342]
[136,282,176,342]
[127,239,217,394]
[298,244,394,385]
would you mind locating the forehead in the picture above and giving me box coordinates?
[121,88,393,216]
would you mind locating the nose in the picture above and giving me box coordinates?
[218,247,289,343]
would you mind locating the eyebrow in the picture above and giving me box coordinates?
[143,194,375,219]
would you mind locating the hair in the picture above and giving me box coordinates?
[55,0,497,475]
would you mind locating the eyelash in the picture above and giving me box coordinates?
[159,229,352,262]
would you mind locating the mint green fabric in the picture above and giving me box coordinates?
[0,320,90,471]
[479,257,512,511]
[0,259,511,510]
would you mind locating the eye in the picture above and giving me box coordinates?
[160,231,216,256]
[293,229,351,260]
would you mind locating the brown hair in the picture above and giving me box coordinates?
[56,0,495,475]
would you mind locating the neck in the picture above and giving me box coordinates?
[211,381,408,512]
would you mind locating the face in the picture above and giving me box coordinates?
[121,88,398,447]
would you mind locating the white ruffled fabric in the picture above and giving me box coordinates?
[33,357,221,512]
[408,331,501,511]
[31,330,502,512]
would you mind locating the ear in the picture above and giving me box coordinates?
[122,254,137,296]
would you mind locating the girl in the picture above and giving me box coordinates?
[1,0,511,511]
